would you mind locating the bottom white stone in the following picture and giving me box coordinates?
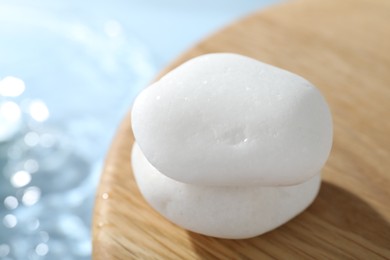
[132,143,321,239]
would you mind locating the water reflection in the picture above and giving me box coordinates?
[22,187,41,206]
[27,100,50,122]
[10,170,32,188]
[3,214,17,228]
[0,101,22,141]
[4,196,19,210]
[0,1,156,258]
[24,132,40,147]
[35,243,49,256]
[0,91,92,258]
[0,76,25,97]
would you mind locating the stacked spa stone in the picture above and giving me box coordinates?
[131,53,333,239]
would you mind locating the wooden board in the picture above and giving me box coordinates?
[92,0,390,258]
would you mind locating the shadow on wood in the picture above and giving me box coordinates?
[188,182,390,259]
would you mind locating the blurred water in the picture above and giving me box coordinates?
[0,3,155,259]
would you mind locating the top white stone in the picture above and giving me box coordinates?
[132,53,332,186]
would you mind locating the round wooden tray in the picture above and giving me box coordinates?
[92,0,390,258]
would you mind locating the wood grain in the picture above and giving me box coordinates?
[92,0,390,258]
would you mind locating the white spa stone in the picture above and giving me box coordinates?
[132,143,321,239]
[132,53,332,186]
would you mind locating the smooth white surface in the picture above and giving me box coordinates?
[132,53,333,186]
[132,143,321,239]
